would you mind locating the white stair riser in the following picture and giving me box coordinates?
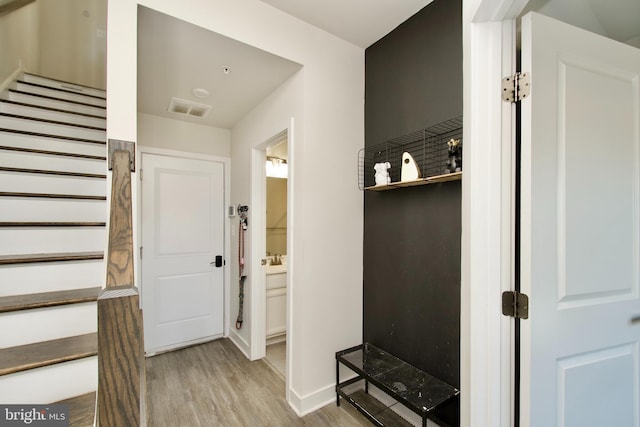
[0,303,97,347]
[0,228,106,256]
[0,357,97,404]
[14,82,106,107]
[0,102,106,128]
[0,116,105,141]
[0,131,106,157]
[21,73,106,98]
[0,262,104,297]
[0,198,106,222]
[0,151,106,175]
[0,172,106,196]
[7,91,106,117]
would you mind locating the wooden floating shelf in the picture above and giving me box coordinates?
[365,171,462,191]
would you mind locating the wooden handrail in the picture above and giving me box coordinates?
[105,149,134,287]
[97,141,145,426]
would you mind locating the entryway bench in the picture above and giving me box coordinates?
[336,342,459,427]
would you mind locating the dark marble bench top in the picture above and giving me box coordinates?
[336,342,459,415]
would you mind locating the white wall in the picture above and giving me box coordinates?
[107,0,364,416]
[0,0,107,91]
[0,0,39,88]
[227,71,300,358]
[38,0,107,89]
[137,113,231,157]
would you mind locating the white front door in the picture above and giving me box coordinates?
[520,12,640,427]
[141,153,225,354]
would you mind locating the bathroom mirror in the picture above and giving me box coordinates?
[266,176,287,256]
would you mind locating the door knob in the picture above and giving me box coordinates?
[211,256,224,267]
[631,315,640,324]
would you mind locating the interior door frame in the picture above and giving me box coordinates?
[137,145,232,339]
[249,119,294,403]
[249,129,288,362]
[462,1,526,426]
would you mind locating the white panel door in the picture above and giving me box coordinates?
[141,153,225,354]
[520,12,640,427]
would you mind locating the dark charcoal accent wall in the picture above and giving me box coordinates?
[363,0,462,424]
[365,0,463,143]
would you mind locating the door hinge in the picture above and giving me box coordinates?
[502,291,529,319]
[139,246,143,259]
[140,169,143,181]
[502,72,530,103]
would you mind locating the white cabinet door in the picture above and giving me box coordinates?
[520,12,640,427]
[141,153,225,354]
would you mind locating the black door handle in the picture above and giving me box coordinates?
[214,255,224,268]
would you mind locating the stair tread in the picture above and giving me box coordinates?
[0,99,106,120]
[54,392,96,427]
[0,221,106,227]
[0,287,101,313]
[0,192,107,200]
[8,89,106,110]
[0,251,104,265]
[23,72,106,93]
[0,112,106,131]
[17,80,106,101]
[0,333,97,376]
[0,166,106,179]
[0,145,106,161]
[0,128,106,145]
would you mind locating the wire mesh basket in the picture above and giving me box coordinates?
[358,116,462,190]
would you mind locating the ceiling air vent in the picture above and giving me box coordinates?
[167,97,212,118]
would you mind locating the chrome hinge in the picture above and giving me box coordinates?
[502,291,529,319]
[502,72,530,103]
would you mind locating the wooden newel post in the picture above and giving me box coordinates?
[98,141,145,426]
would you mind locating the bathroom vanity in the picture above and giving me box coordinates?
[266,264,286,343]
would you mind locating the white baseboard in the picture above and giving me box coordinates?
[288,383,337,417]
[228,328,250,359]
[145,334,223,357]
[266,333,286,346]
[0,65,23,95]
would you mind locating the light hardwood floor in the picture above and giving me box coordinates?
[146,338,371,427]
[265,341,286,378]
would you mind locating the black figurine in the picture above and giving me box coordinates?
[445,138,462,173]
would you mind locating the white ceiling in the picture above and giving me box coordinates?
[137,6,302,129]
[258,0,433,48]
[137,1,640,131]
[136,2,435,130]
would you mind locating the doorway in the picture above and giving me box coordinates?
[264,136,288,379]
[140,151,226,355]
[248,128,292,386]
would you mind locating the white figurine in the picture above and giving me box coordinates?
[374,162,391,186]
[400,152,421,182]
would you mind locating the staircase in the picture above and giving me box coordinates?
[0,72,106,419]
